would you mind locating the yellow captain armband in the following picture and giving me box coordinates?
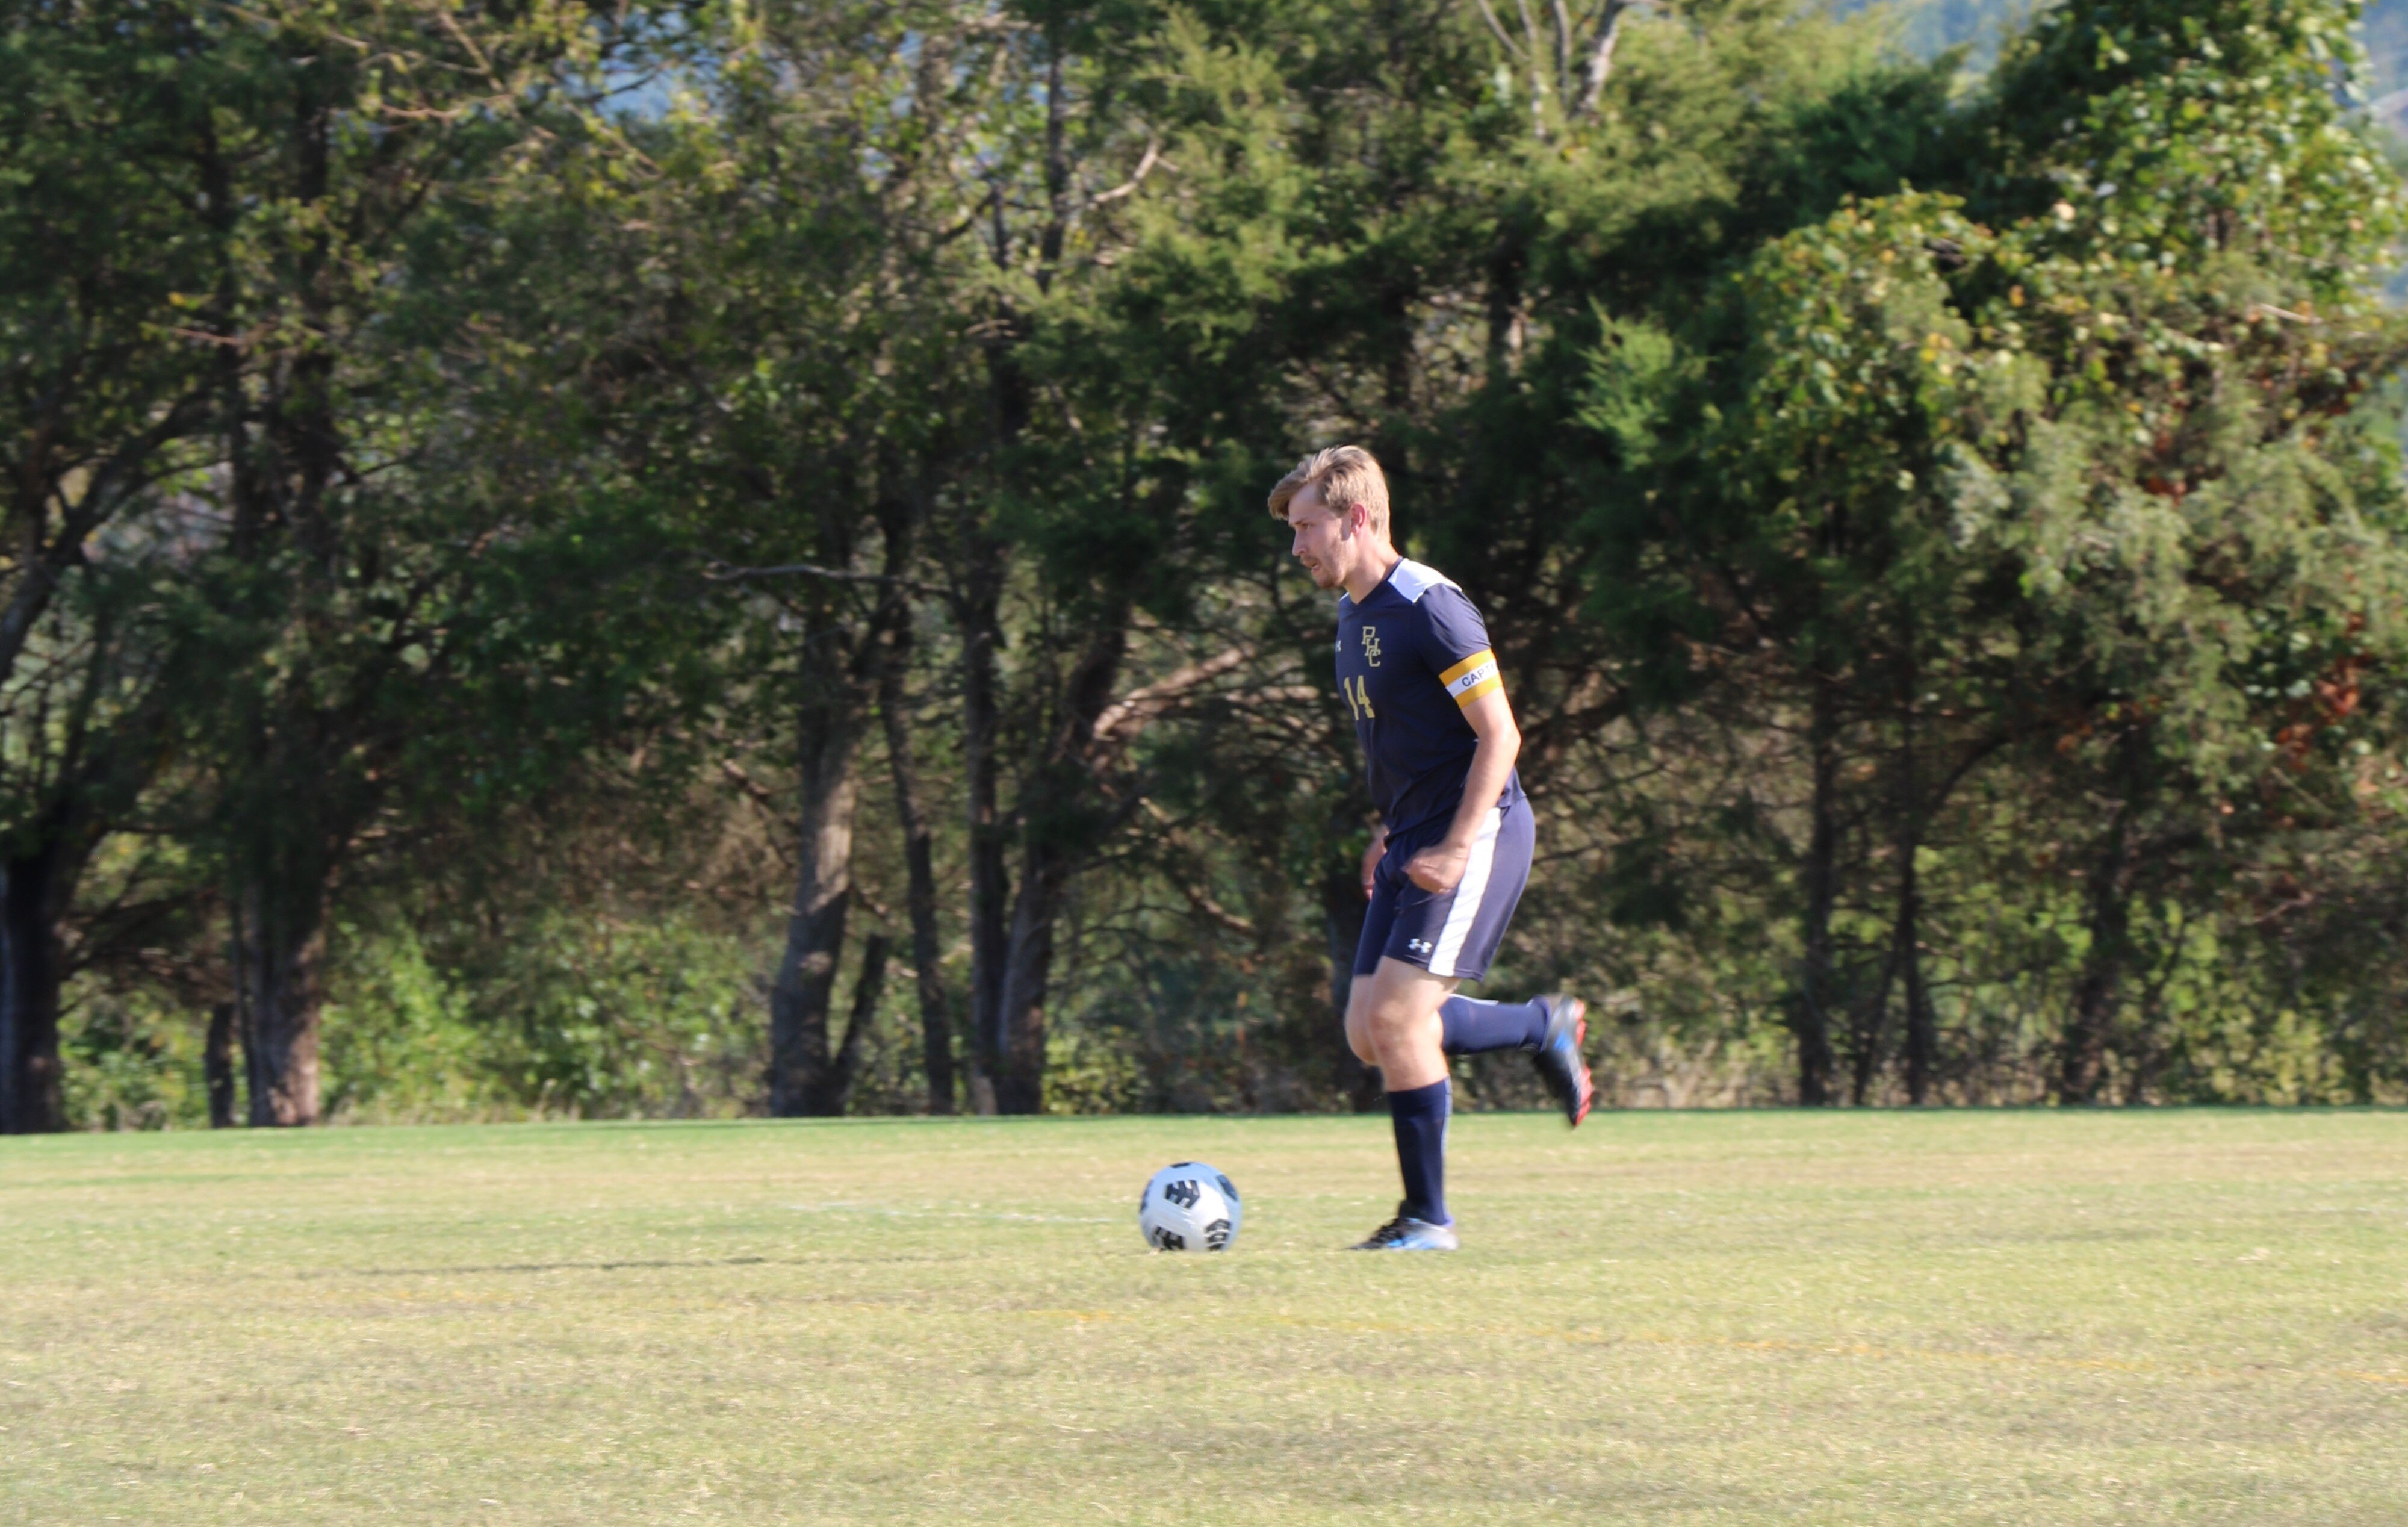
[1439,650,1501,708]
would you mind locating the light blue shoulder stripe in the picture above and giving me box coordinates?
[1389,559,1460,604]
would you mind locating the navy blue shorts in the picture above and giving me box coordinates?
[1353,797,1534,984]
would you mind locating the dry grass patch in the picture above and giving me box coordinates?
[3,1109,2404,1524]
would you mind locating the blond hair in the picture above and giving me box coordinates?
[1267,446,1390,535]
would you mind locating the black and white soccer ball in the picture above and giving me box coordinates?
[1137,1162,1241,1252]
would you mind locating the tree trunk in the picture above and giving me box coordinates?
[236,863,330,1127]
[1898,843,1934,1105]
[803,933,889,1116]
[881,638,955,1115]
[766,684,861,1117]
[285,73,341,574]
[991,619,1130,1114]
[1896,648,1935,1105]
[213,72,349,1134]
[1485,223,1527,380]
[1790,679,1841,1106]
[1572,0,1635,119]
[967,253,1035,1114]
[224,765,355,1133]
[0,836,70,1134]
[1847,950,1894,1109]
[0,633,180,1133]
[2059,796,2137,1105]
[993,860,1064,1115]
[206,1001,239,1128]
[959,525,1008,1115]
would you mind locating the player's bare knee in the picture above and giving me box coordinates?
[1363,995,1436,1058]
[1344,1012,1379,1066]
[1342,977,1380,1063]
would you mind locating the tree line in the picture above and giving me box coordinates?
[5,0,2407,1131]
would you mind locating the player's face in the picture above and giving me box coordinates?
[1286,484,1351,591]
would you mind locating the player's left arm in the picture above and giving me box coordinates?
[1405,685,1520,894]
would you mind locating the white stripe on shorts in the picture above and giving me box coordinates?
[1427,806,1502,978]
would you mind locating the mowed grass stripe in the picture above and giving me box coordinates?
[1006,1305,2408,1389]
[4,1110,2404,1525]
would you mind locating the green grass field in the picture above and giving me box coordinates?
[4,1110,2405,1525]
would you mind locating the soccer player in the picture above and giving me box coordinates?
[1270,445,1594,1252]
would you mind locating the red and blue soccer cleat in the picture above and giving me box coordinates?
[1533,994,1593,1127]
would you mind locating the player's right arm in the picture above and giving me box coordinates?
[1360,822,1387,900]
[1404,685,1519,894]
[1398,582,1516,894]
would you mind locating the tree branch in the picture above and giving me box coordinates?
[1572,0,1638,120]
[1087,140,1162,208]
[1090,645,1255,753]
[1473,0,1524,58]
[1550,0,1575,100]
[703,559,941,597]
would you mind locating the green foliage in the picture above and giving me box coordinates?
[323,914,766,1122]
[27,0,2408,1122]
[57,981,207,1131]
[1985,0,2404,293]
[1570,0,2408,1104]
[318,927,506,1123]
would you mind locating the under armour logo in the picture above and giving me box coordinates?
[1407,938,1433,953]
[1361,625,1382,666]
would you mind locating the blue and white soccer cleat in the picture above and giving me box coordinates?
[1532,994,1594,1127]
[1350,1208,1460,1251]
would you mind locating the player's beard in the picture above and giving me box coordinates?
[1299,553,1342,590]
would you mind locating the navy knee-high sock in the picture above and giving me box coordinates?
[1439,995,1550,1055]
[1388,1079,1451,1225]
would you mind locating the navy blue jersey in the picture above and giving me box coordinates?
[1333,559,1524,838]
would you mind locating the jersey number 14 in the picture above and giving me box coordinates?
[1341,673,1375,720]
